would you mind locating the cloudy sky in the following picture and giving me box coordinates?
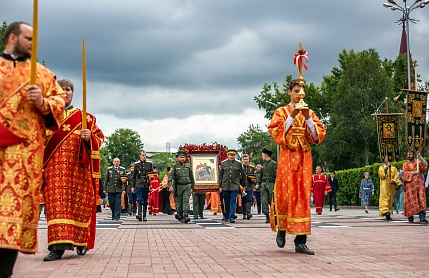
[3,0,429,152]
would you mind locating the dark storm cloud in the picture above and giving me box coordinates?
[3,0,429,121]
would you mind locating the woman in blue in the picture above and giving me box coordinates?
[359,172,375,213]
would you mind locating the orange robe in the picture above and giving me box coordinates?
[149,174,160,214]
[43,107,104,250]
[312,174,331,213]
[206,192,221,213]
[268,104,326,235]
[401,160,428,217]
[0,57,65,253]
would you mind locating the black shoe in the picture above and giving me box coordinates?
[295,244,315,255]
[276,231,286,248]
[193,215,198,219]
[199,215,204,219]
[335,208,340,211]
[385,212,392,221]
[76,246,87,256]
[234,215,237,219]
[317,212,321,215]
[247,214,252,220]
[229,220,235,223]
[43,250,64,261]
[329,209,332,212]
[419,219,428,224]
[242,215,246,220]
[265,213,270,223]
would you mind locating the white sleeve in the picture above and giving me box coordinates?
[284,116,295,136]
[305,117,318,142]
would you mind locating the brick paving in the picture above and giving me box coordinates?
[13,207,429,278]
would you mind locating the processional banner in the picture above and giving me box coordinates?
[405,89,428,153]
[375,113,401,162]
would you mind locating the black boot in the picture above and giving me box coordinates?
[128,204,132,216]
[246,203,252,220]
[265,213,270,223]
[43,250,65,261]
[143,205,148,221]
[181,211,190,223]
[276,231,286,248]
[175,212,183,221]
[136,204,142,221]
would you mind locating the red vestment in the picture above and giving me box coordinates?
[312,174,331,213]
[401,160,428,217]
[0,58,65,253]
[268,104,326,235]
[43,107,104,250]
[149,174,160,214]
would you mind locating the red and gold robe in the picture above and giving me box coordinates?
[268,104,326,235]
[312,174,332,213]
[149,173,160,214]
[43,107,104,250]
[401,160,428,217]
[0,57,65,253]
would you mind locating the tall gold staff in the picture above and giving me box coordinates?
[30,0,38,84]
[82,38,87,129]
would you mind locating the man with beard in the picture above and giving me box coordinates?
[43,79,104,261]
[0,21,65,275]
[402,150,428,223]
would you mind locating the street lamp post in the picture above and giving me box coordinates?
[383,0,429,90]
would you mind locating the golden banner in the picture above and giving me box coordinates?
[374,113,402,162]
[405,89,428,153]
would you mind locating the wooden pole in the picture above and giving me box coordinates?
[30,0,38,84]
[82,38,87,129]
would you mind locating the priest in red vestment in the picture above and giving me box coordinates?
[42,79,104,261]
[0,22,65,276]
[312,166,332,215]
[402,150,428,223]
[268,79,326,255]
[149,166,161,215]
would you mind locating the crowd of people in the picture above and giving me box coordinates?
[1,21,428,278]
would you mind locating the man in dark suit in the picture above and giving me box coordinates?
[328,171,340,212]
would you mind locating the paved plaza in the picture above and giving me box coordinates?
[13,207,429,278]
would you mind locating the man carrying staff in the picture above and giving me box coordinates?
[402,150,428,223]
[0,21,65,276]
[268,78,326,255]
[42,79,104,261]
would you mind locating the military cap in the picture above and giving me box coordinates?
[262,148,273,157]
[153,165,158,169]
[120,174,128,180]
[227,149,237,155]
[177,151,187,157]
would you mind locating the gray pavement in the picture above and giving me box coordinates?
[13,206,429,278]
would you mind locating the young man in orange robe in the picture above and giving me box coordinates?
[268,79,326,255]
[312,166,332,215]
[42,79,104,261]
[0,21,65,276]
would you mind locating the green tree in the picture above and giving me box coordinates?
[0,20,7,52]
[236,124,276,164]
[150,152,176,179]
[100,128,144,178]
[318,48,403,170]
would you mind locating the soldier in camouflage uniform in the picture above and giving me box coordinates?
[219,149,247,223]
[168,152,195,223]
[256,148,277,223]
